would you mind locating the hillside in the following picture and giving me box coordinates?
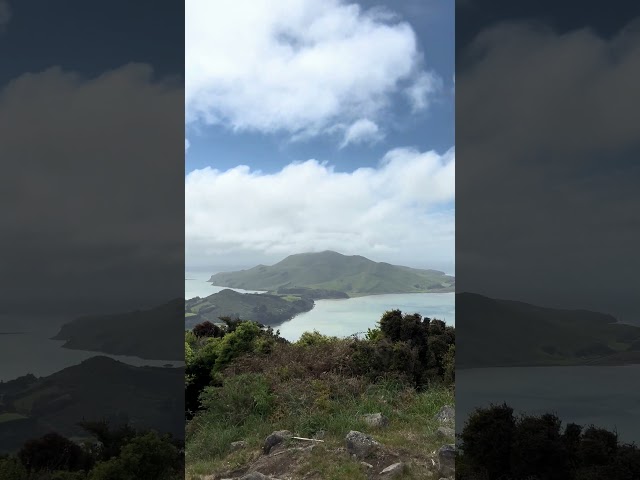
[456,292,640,368]
[185,312,456,479]
[185,289,314,328]
[52,299,184,360]
[208,251,455,297]
[0,356,184,453]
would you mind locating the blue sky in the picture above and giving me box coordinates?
[185,0,455,271]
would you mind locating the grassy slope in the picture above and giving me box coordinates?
[52,299,185,360]
[208,251,454,296]
[186,381,453,480]
[185,289,314,328]
[457,292,640,368]
[0,356,184,452]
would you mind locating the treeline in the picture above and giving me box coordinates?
[0,422,183,480]
[458,403,640,479]
[185,310,455,418]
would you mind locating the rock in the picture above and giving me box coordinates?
[360,461,373,469]
[240,473,271,480]
[345,430,381,458]
[231,440,247,450]
[263,430,292,454]
[436,426,455,439]
[434,405,455,424]
[438,444,456,478]
[380,462,404,478]
[363,412,389,428]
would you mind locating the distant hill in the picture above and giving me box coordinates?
[0,356,183,453]
[185,289,315,328]
[52,299,184,360]
[208,251,454,297]
[457,292,640,368]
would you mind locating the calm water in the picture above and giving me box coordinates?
[457,365,640,444]
[0,314,184,382]
[186,272,454,341]
[185,270,265,299]
[277,292,455,341]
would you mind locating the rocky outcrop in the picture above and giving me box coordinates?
[438,444,456,478]
[434,405,455,424]
[263,430,292,454]
[363,412,389,428]
[345,430,381,458]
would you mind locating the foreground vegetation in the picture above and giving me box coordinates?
[185,311,455,478]
[457,403,640,479]
[0,423,183,480]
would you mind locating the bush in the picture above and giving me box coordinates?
[458,404,640,480]
[0,458,28,480]
[198,373,274,426]
[18,432,85,473]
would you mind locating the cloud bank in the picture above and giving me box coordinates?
[0,64,184,313]
[0,0,11,28]
[456,19,640,317]
[185,0,440,143]
[186,147,454,269]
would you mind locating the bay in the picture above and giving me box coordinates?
[185,270,265,299]
[0,314,183,382]
[276,292,455,341]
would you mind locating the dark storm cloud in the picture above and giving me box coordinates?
[456,18,640,319]
[1,64,184,315]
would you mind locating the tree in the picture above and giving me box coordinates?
[192,321,222,338]
[18,432,84,472]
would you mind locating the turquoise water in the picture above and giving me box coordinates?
[185,270,265,299]
[277,292,455,341]
[186,271,454,342]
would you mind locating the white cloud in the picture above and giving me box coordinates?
[185,138,190,152]
[185,147,454,269]
[339,118,383,148]
[185,0,440,142]
[405,71,441,111]
[0,64,184,312]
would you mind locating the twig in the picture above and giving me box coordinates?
[292,436,324,442]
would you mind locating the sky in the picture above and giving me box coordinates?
[185,0,455,272]
[455,0,640,321]
[0,0,185,315]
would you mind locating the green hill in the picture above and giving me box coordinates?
[52,299,184,361]
[185,289,314,328]
[0,356,184,453]
[208,251,454,296]
[457,292,640,368]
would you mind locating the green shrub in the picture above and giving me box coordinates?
[199,373,274,426]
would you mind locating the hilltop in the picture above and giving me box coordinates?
[209,251,454,297]
[456,292,640,368]
[185,289,315,328]
[0,356,184,453]
[52,299,184,360]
